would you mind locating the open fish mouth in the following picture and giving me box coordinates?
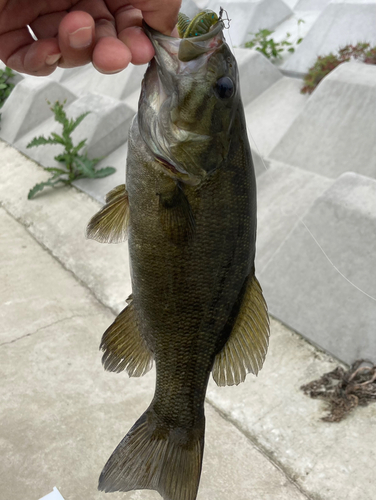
[138,18,227,185]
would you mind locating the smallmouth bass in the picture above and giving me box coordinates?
[87,10,269,500]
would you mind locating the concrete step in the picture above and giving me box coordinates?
[270,62,376,179]
[259,171,376,364]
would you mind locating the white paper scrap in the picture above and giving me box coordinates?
[38,486,65,500]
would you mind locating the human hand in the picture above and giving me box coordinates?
[0,0,181,76]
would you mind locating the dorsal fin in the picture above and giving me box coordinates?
[100,296,153,377]
[86,184,130,243]
[212,275,270,386]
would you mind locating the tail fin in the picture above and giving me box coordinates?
[98,409,205,500]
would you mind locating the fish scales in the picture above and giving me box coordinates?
[87,10,269,500]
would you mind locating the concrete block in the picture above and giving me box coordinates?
[58,63,146,101]
[16,93,134,168]
[283,0,376,75]
[256,160,333,272]
[181,0,200,17]
[234,48,283,105]
[259,171,376,364]
[270,62,376,179]
[0,78,76,143]
[206,0,293,47]
[245,76,308,156]
[294,0,331,11]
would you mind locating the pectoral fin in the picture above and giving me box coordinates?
[86,184,130,243]
[100,296,153,377]
[212,275,270,386]
[158,183,195,243]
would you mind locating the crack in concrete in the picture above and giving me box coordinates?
[0,313,96,347]
[0,201,119,317]
[206,399,321,500]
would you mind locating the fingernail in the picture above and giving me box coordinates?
[68,26,93,49]
[93,63,123,75]
[45,53,62,66]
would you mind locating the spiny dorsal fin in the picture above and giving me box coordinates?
[100,296,153,377]
[212,275,270,386]
[86,184,130,243]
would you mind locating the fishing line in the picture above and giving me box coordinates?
[246,125,376,302]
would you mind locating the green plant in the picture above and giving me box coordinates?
[301,42,376,94]
[0,66,16,121]
[27,100,116,199]
[245,26,303,60]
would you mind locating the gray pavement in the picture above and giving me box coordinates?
[1,141,376,500]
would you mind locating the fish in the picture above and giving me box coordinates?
[87,9,270,500]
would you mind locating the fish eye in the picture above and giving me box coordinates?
[214,76,235,99]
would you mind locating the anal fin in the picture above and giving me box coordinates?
[86,184,130,243]
[212,275,270,386]
[100,296,153,377]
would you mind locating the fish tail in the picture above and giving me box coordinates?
[98,407,205,500]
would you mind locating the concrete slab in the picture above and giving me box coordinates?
[0,140,130,313]
[259,171,376,364]
[245,76,308,157]
[0,208,97,345]
[207,316,376,500]
[206,0,293,47]
[0,201,308,500]
[0,78,76,143]
[234,48,283,106]
[283,0,376,75]
[270,62,376,179]
[15,93,134,167]
[255,161,333,272]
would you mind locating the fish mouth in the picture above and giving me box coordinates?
[139,19,225,185]
[143,20,224,63]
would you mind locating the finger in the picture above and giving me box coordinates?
[29,12,67,39]
[57,11,95,68]
[90,17,130,73]
[1,28,61,75]
[118,26,154,66]
[92,36,132,73]
[128,0,181,34]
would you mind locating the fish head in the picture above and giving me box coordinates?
[139,17,239,185]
